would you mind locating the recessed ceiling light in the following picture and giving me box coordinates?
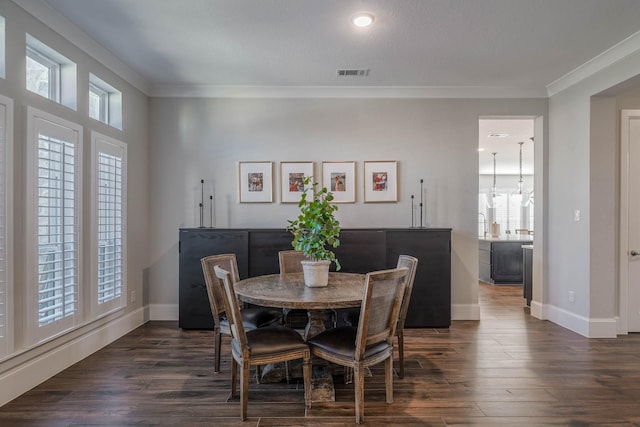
[478,148,486,152]
[352,13,374,27]
[488,133,509,138]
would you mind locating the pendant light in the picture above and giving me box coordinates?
[491,152,498,199]
[517,141,524,194]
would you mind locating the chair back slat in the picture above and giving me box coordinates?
[396,255,418,330]
[278,250,309,274]
[201,254,240,318]
[355,267,408,359]
[214,266,249,354]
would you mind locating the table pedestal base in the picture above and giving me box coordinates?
[310,366,335,402]
[258,309,346,402]
[258,361,341,402]
[304,309,327,341]
[258,362,288,383]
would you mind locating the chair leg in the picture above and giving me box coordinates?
[231,358,238,398]
[385,356,393,404]
[240,361,250,421]
[354,365,365,424]
[284,361,290,384]
[214,330,222,373]
[397,331,405,379]
[302,354,312,408]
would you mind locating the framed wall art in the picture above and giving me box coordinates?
[280,161,314,203]
[364,160,398,202]
[322,161,356,203]
[238,161,273,203]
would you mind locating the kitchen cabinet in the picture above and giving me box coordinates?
[522,245,533,305]
[479,237,533,284]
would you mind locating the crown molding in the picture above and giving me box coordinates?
[150,84,548,99]
[546,29,640,97]
[12,0,151,95]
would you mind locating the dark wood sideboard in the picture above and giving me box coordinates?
[178,228,452,329]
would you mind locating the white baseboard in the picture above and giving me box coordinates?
[530,300,546,320]
[0,308,145,407]
[451,303,481,320]
[545,304,617,338]
[148,304,178,321]
[586,317,618,338]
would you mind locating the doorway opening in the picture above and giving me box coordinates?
[478,118,535,308]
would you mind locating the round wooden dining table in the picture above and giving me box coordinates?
[234,272,365,340]
[235,272,365,401]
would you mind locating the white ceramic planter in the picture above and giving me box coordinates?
[301,260,331,287]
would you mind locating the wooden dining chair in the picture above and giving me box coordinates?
[214,266,311,421]
[278,249,309,274]
[307,267,409,424]
[201,254,282,373]
[278,250,337,328]
[342,254,418,378]
[278,250,310,328]
[393,255,419,378]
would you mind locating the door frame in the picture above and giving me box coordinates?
[618,109,640,334]
[477,115,545,318]
[530,115,546,320]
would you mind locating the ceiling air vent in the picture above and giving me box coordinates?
[337,69,370,77]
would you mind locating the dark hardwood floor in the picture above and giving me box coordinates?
[2,283,640,426]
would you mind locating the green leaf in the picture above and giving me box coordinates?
[285,175,341,266]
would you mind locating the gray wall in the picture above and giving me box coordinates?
[148,97,547,319]
[0,0,149,402]
[548,48,640,336]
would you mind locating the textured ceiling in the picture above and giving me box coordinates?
[43,0,640,93]
[479,119,535,175]
[37,0,640,173]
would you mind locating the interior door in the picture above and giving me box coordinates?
[622,110,640,332]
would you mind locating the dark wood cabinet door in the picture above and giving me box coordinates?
[491,241,525,283]
[522,247,533,305]
[178,229,248,328]
[248,230,294,276]
[333,230,386,273]
[387,230,451,328]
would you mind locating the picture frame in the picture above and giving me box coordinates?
[280,161,314,203]
[238,161,273,203]
[322,161,356,203]
[364,160,398,203]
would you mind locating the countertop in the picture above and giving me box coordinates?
[479,235,534,242]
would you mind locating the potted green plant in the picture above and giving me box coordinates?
[286,176,341,287]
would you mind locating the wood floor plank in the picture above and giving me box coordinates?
[3,283,640,425]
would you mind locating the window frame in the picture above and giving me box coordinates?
[25,107,83,346]
[26,45,60,102]
[25,34,77,110]
[0,94,14,358]
[89,82,109,123]
[90,132,127,317]
[0,15,6,79]
[88,73,122,129]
